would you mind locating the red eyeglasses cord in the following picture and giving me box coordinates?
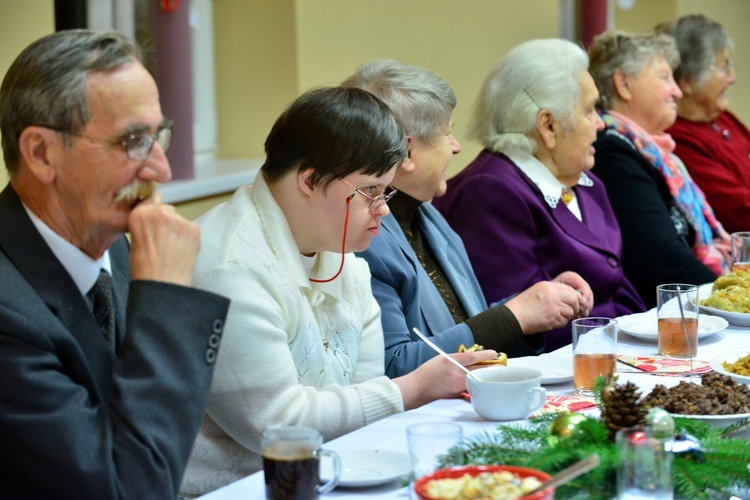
[309,194,353,283]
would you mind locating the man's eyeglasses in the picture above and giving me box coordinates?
[710,59,734,77]
[340,178,397,213]
[37,123,173,161]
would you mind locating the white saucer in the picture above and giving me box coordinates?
[507,356,573,385]
[320,449,410,487]
[617,309,728,343]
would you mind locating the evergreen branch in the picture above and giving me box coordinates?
[445,414,750,499]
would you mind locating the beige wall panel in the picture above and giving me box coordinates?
[213,0,298,159]
[294,0,560,177]
[612,0,750,126]
[0,0,54,186]
[613,0,677,33]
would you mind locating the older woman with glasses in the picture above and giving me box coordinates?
[588,31,730,309]
[656,14,750,234]
[179,87,500,497]
[344,60,594,376]
[434,39,645,352]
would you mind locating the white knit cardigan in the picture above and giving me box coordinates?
[180,175,403,496]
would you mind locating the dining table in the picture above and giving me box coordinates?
[197,312,749,499]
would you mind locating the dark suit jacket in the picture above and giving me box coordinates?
[434,150,645,351]
[0,184,229,499]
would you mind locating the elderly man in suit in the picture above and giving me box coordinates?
[0,30,229,498]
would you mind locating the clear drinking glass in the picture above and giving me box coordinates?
[616,426,674,499]
[407,422,462,499]
[572,317,617,396]
[656,284,698,358]
[731,231,750,272]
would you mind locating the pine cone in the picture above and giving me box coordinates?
[600,381,647,439]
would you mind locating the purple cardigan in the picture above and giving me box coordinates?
[434,150,645,351]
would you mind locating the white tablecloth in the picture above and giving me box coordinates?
[198,317,750,499]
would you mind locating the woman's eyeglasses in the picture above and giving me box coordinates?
[710,59,734,77]
[339,179,397,214]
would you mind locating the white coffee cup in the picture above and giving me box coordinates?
[465,366,546,421]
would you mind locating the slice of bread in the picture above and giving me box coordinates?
[470,352,508,366]
[458,343,508,366]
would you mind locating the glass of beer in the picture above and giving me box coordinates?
[731,231,750,272]
[656,284,698,358]
[572,317,617,396]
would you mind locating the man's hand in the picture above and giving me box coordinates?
[127,194,200,286]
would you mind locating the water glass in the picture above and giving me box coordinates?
[616,426,673,499]
[407,422,462,498]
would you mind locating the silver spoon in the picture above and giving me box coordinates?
[525,453,600,496]
[412,327,480,381]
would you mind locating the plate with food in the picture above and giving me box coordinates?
[698,276,750,327]
[710,351,750,385]
[640,372,750,431]
[506,355,573,385]
[320,449,410,487]
[414,464,554,500]
[616,308,728,342]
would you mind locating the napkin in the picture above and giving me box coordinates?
[616,355,712,376]
[460,392,597,414]
[536,395,597,415]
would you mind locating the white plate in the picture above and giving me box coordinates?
[710,351,750,385]
[698,283,750,327]
[616,308,727,342]
[320,449,410,487]
[506,356,573,385]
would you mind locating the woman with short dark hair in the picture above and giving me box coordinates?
[179,87,499,496]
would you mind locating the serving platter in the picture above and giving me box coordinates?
[697,283,750,327]
[616,308,727,342]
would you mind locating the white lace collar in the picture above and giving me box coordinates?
[505,150,593,220]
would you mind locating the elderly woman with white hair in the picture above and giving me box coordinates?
[588,31,729,309]
[435,39,645,351]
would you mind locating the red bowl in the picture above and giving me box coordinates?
[414,464,554,500]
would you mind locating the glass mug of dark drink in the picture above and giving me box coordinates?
[656,284,699,358]
[572,317,617,396]
[262,426,341,500]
